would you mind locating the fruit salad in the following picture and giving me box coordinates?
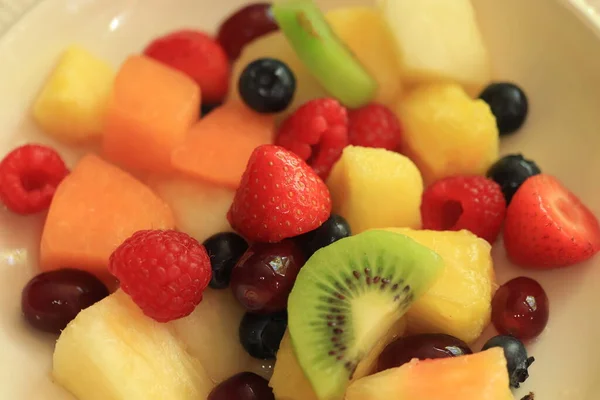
[2,0,600,399]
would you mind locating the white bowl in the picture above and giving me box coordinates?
[2,0,600,399]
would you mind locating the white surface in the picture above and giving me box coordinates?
[1,0,600,399]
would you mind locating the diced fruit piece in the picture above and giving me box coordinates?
[203,232,249,289]
[144,30,230,104]
[228,145,331,243]
[491,277,549,341]
[269,318,406,400]
[209,372,275,400]
[171,102,274,189]
[486,154,541,205]
[0,144,69,215]
[376,0,491,94]
[347,103,402,151]
[421,175,506,243]
[479,82,529,135]
[239,311,288,359]
[109,230,211,322]
[103,55,200,173]
[503,174,600,268]
[238,58,296,113]
[275,98,349,180]
[384,228,494,344]
[345,348,512,400]
[40,154,174,279]
[231,241,306,313]
[229,32,328,121]
[395,83,499,185]
[327,146,423,234]
[21,269,109,334]
[325,7,402,105]
[201,102,221,117]
[53,290,213,400]
[287,230,443,400]
[272,0,377,108]
[217,3,279,61]
[295,214,351,259]
[482,335,535,389]
[147,175,234,244]
[168,288,263,383]
[32,45,115,142]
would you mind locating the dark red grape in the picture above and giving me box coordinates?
[21,269,109,334]
[230,241,305,313]
[491,276,549,341]
[377,333,472,372]
[208,372,274,400]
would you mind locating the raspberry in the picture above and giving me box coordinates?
[421,175,506,243]
[144,30,230,104]
[0,144,69,215]
[275,98,348,179]
[109,230,212,322]
[348,103,403,151]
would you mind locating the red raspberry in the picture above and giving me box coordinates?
[275,98,348,180]
[109,230,212,322]
[421,175,506,243]
[348,103,403,151]
[144,30,230,104]
[0,144,69,215]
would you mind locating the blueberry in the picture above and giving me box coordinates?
[201,103,221,117]
[486,154,541,204]
[296,214,351,259]
[482,335,535,388]
[238,58,296,113]
[239,311,287,359]
[479,82,528,135]
[203,232,249,289]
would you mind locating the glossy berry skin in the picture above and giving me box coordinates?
[239,311,288,359]
[0,144,69,215]
[238,58,296,113]
[479,82,528,135]
[482,335,535,388]
[203,232,249,289]
[208,372,275,400]
[217,3,279,61]
[491,277,549,341]
[296,214,351,259]
[230,241,306,313]
[21,269,109,334]
[377,333,472,372]
[486,154,541,204]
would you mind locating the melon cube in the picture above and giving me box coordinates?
[103,55,200,173]
[32,45,115,143]
[40,154,174,280]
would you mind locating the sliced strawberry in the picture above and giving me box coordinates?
[503,174,600,268]
[227,145,332,243]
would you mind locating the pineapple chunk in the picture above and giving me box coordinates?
[33,45,115,143]
[384,228,495,343]
[53,291,213,400]
[327,146,423,234]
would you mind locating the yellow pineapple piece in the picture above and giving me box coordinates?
[326,7,402,105]
[394,83,499,185]
[270,319,407,400]
[383,228,495,343]
[327,146,423,234]
[53,290,213,400]
[33,45,115,143]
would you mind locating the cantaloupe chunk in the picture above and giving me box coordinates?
[40,154,174,279]
[103,55,200,173]
[171,102,274,189]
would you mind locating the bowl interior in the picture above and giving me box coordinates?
[1,0,600,399]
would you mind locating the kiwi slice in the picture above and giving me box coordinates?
[287,230,444,400]
[271,0,377,108]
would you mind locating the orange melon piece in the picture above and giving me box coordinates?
[40,154,175,280]
[103,55,200,174]
[171,102,274,189]
[345,348,513,400]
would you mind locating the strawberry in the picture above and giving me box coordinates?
[228,145,332,243]
[503,174,600,268]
